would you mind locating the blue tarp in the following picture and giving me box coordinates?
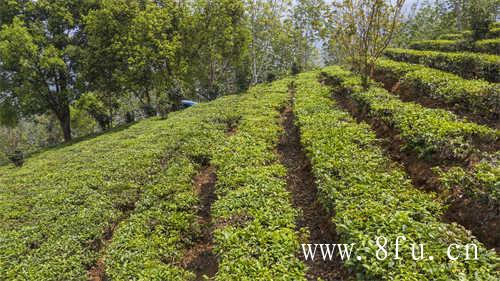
[181,100,197,107]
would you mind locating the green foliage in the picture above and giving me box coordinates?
[211,79,307,280]
[393,2,457,45]
[384,48,500,82]
[474,38,500,55]
[74,92,111,131]
[84,0,185,111]
[436,153,499,204]
[295,69,499,280]
[323,65,499,162]
[437,33,464,40]
[468,0,495,40]
[1,0,325,149]
[0,100,19,128]
[407,36,499,55]
[0,78,309,280]
[488,27,500,38]
[374,59,500,120]
[0,96,228,279]
[0,1,99,141]
[70,105,98,137]
[328,0,405,88]
[409,40,462,52]
[183,0,249,100]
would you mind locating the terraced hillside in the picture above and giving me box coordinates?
[0,65,499,279]
[372,28,500,253]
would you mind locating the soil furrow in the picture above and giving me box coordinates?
[277,101,348,281]
[328,87,499,252]
[182,165,218,280]
[372,72,500,130]
[88,201,137,281]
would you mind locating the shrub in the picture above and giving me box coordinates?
[384,48,500,82]
[436,152,499,204]
[374,59,500,121]
[474,38,500,55]
[323,65,499,162]
[294,68,499,280]
[488,27,500,38]
[437,33,463,40]
[409,40,462,52]
[211,79,308,280]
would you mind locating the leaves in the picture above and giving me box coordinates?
[294,69,499,280]
[384,48,500,82]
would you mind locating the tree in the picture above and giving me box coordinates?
[0,1,98,141]
[292,0,327,70]
[329,0,405,88]
[186,0,249,100]
[468,0,496,40]
[83,0,185,117]
[246,0,294,84]
[392,1,456,45]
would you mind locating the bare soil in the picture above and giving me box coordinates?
[373,71,500,130]
[88,258,106,281]
[329,84,499,252]
[181,165,218,280]
[87,197,137,281]
[277,104,349,281]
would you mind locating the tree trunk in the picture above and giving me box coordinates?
[455,1,463,31]
[56,105,72,142]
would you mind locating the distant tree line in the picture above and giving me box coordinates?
[2,0,497,164]
[0,0,328,161]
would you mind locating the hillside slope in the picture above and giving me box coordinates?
[0,71,498,281]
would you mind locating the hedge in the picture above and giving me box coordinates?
[0,98,236,280]
[211,80,308,280]
[103,97,237,280]
[437,33,463,40]
[436,152,499,205]
[0,80,310,280]
[294,68,499,280]
[384,48,500,82]
[474,38,500,55]
[374,58,500,121]
[323,65,499,163]
[323,65,499,205]
[409,40,462,52]
[409,39,499,55]
[488,27,500,38]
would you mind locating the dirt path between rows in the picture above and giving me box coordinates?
[372,72,499,130]
[88,199,137,281]
[277,103,348,281]
[328,86,499,252]
[182,165,218,280]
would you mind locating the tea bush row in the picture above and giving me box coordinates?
[384,48,500,82]
[294,69,499,280]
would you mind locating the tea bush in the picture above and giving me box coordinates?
[384,48,500,82]
[374,59,500,121]
[294,69,499,280]
[323,66,499,162]
[211,80,308,280]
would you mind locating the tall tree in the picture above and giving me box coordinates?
[83,0,185,117]
[329,0,405,88]
[292,0,327,70]
[468,0,496,40]
[187,0,249,100]
[0,1,97,141]
[245,0,296,84]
